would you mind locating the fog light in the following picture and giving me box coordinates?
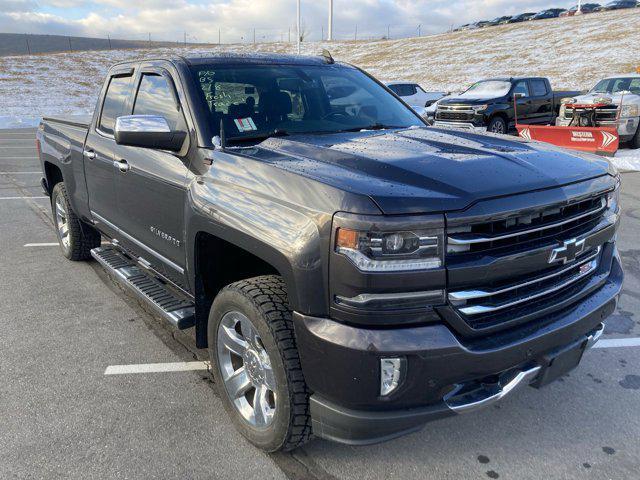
[380,358,404,396]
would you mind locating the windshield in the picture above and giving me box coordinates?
[190,64,423,144]
[460,80,511,98]
[590,77,640,95]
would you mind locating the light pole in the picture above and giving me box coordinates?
[577,0,582,13]
[328,0,333,41]
[297,0,301,54]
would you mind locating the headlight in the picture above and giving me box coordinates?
[620,104,639,118]
[471,104,488,113]
[607,179,621,213]
[334,215,444,272]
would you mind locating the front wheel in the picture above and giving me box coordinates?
[208,275,311,451]
[488,116,508,134]
[51,182,100,261]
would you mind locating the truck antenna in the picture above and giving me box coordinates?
[219,119,227,150]
[321,49,334,64]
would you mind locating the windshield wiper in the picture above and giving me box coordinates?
[337,123,405,133]
[227,128,290,144]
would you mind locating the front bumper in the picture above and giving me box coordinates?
[556,116,639,140]
[293,250,623,445]
[433,121,487,133]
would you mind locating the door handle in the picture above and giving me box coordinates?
[113,159,130,172]
[83,150,96,160]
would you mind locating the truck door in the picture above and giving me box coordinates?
[529,79,553,124]
[85,70,134,236]
[512,80,534,125]
[110,68,190,284]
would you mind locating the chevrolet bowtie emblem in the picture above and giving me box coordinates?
[549,238,586,264]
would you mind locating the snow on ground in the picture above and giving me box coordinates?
[612,149,640,173]
[0,8,638,162]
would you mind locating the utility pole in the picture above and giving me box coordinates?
[148,32,151,45]
[354,24,358,41]
[218,28,221,45]
[328,0,333,41]
[107,33,111,49]
[577,0,582,13]
[387,25,390,39]
[68,36,72,51]
[418,24,421,37]
[184,31,186,46]
[288,27,291,43]
[253,28,256,45]
[25,34,31,55]
[296,0,301,54]
[321,26,324,41]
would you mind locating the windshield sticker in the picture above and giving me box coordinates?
[234,117,257,132]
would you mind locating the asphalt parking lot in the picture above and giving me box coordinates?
[1,127,640,480]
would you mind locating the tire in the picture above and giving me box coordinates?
[488,116,508,134]
[208,275,311,452]
[51,182,101,261]
[629,124,640,149]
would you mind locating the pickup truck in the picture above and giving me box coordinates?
[37,54,622,452]
[556,73,640,148]
[434,77,581,134]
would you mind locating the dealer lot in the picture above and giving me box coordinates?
[1,128,640,480]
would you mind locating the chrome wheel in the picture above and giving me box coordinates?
[54,195,70,249]
[216,311,277,428]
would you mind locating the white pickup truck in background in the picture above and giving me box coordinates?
[556,73,640,149]
[385,82,446,117]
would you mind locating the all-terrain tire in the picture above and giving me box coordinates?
[51,182,101,261]
[208,275,312,452]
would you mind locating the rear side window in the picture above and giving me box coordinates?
[133,74,186,131]
[531,79,548,96]
[389,84,416,97]
[99,74,133,135]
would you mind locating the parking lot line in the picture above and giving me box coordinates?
[594,337,640,349]
[2,156,39,159]
[104,361,210,375]
[24,242,59,247]
[0,196,48,200]
[0,172,41,175]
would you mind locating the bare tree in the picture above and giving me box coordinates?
[295,18,311,42]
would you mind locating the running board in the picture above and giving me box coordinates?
[91,247,195,330]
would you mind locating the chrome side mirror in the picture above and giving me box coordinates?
[114,115,186,151]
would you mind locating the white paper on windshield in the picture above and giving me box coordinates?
[234,117,257,132]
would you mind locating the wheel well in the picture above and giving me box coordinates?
[193,232,280,348]
[489,112,508,125]
[44,161,63,193]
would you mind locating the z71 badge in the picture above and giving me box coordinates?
[150,226,180,247]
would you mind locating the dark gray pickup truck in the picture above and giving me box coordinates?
[37,53,622,452]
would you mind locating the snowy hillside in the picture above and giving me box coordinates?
[0,8,638,167]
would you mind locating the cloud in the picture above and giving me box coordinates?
[0,0,578,43]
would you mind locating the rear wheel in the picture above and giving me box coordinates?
[208,275,311,451]
[488,116,508,134]
[51,182,100,261]
[629,124,640,149]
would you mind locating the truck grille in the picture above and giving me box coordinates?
[445,185,615,335]
[448,248,600,330]
[436,111,474,121]
[447,193,607,256]
[564,106,618,122]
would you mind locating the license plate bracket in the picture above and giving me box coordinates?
[531,338,587,389]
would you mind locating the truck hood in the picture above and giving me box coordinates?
[438,96,504,105]
[244,127,612,214]
[572,91,640,106]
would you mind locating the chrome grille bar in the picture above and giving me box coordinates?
[449,247,600,303]
[453,254,600,316]
[448,197,606,246]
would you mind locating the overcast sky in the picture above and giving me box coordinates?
[1,0,581,43]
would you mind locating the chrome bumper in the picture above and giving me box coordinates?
[433,121,487,133]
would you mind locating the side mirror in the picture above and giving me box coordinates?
[114,115,186,152]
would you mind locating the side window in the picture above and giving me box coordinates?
[629,79,640,95]
[513,80,530,98]
[99,74,133,135]
[531,79,548,97]
[133,73,185,131]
